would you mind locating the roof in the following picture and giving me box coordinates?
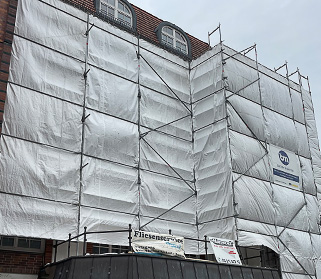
[63,0,209,59]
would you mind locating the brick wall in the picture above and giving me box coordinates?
[0,0,17,135]
[0,250,43,275]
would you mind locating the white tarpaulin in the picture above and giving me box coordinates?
[0,0,321,277]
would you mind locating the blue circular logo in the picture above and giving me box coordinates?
[278,151,289,165]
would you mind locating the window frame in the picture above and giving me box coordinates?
[155,22,192,59]
[0,236,45,253]
[95,0,137,31]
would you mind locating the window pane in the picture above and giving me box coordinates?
[2,237,14,247]
[118,2,125,11]
[100,247,109,254]
[30,239,41,249]
[101,3,108,12]
[93,246,99,254]
[124,6,130,14]
[162,34,167,43]
[176,32,184,41]
[18,238,29,248]
[108,0,115,6]
[108,7,115,17]
[168,37,173,46]
[167,27,173,36]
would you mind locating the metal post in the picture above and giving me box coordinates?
[204,235,208,260]
[54,240,58,263]
[68,233,71,258]
[128,224,132,253]
[83,227,87,256]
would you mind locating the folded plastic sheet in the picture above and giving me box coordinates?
[87,23,138,82]
[234,176,275,224]
[82,156,138,214]
[227,94,265,141]
[0,135,80,203]
[238,230,279,254]
[140,170,196,225]
[260,74,293,118]
[3,84,82,151]
[139,46,190,104]
[193,90,226,131]
[86,66,138,123]
[300,156,317,195]
[0,192,78,239]
[230,131,270,181]
[278,229,315,275]
[194,120,233,223]
[223,55,260,104]
[140,131,193,180]
[140,86,191,141]
[291,89,305,124]
[302,89,321,187]
[83,109,138,167]
[15,0,87,60]
[264,108,299,153]
[9,38,85,105]
[272,184,309,231]
[190,48,222,103]
[79,206,138,245]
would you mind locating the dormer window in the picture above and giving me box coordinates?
[155,22,192,58]
[99,0,133,27]
[161,27,188,55]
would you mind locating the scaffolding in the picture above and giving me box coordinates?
[0,0,321,278]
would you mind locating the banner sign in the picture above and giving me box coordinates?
[132,230,185,258]
[209,237,242,265]
[269,145,301,189]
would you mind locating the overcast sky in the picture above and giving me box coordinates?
[130,0,321,150]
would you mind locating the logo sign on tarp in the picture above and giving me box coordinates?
[209,237,242,265]
[269,145,302,189]
[132,230,185,258]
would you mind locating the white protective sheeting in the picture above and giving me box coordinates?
[0,192,78,239]
[234,176,275,224]
[230,131,270,181]
[15,0,87,59]
[0,135,80,203]
[140,86,191,141]
[84,109,139,166]
[278,229,315,275]
[82,156,138,214]
[227,94,265,141]
[0,1,321,276]
[9,38,84,105]
[86,66,138,123]
[3,84,82,151]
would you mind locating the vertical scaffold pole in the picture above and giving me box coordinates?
[68,233,71,258]
[83,227,87,256]
[128,224,132,253]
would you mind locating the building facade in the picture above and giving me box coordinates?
[0,0,321,278]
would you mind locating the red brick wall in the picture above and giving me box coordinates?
[44,240,53,265]
[0,250,43,275]
[0,0,17,135]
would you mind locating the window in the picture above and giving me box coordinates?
[0,236,44,253]
[99,0,132,27]
[155,22,191,58]
[92,243,129,254]
[161,26,188,54]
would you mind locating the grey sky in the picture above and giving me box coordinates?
[130,0,321,149]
